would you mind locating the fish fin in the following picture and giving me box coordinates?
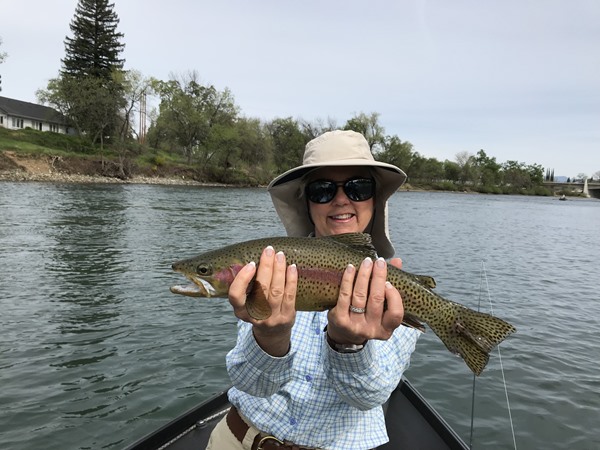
[429,304,516,376]
[402,313,426,332]
[413,274,437,289]
[245,279,273,320]
[323,233,378,259]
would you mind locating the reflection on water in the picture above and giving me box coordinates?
[0,183,599,449]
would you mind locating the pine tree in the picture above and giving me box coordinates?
[61,0,125,80]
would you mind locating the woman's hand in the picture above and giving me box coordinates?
[228,246,297,357]
[326,257,404,346]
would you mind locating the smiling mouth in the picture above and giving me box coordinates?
[330,213,354,220]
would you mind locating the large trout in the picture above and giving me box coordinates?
[170,233,515,375]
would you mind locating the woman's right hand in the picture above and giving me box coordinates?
[228,246,297,357]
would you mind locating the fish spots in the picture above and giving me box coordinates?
[171,234,516,375]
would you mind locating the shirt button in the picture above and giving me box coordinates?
[305,375,313,382]
[290,417,298,426]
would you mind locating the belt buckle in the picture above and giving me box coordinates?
[256,435,284,449]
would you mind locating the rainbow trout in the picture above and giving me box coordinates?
[170,233,515,375]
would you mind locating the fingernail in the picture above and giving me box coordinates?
[246,261,256,271]
[385,281,393,289]
[276,251,285,262]
[362,257,373,268]
[289,263,297,274]
[346,263,355,273]
[376,257,386,268]
[265,246,274,256]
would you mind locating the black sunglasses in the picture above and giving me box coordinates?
[305,177,375,204]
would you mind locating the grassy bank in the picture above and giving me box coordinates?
[0,127,561,196]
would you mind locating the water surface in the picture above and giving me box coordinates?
[1,183,598,449]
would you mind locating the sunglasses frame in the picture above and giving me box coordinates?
[305,177,376,204]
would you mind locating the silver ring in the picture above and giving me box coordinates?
[349,305,366,314]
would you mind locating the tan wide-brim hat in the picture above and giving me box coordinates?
[267,130,407,258]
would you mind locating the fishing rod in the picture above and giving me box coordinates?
[470,261,517,449]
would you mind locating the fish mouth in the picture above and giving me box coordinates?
[170,275,217,297]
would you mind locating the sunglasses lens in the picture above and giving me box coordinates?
[306,180,337,203]
[306,178,375,203]
[345,178,374,201]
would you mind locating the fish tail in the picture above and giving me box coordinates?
[428,303,516,376]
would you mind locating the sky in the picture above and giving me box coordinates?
[1,0,598,178]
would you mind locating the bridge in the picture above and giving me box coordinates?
[543,180,600,199]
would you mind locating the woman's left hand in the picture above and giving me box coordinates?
[326,257,404,346]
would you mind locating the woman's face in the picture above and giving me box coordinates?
[306,167,375,237]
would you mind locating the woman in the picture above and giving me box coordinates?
[206,130,421,450]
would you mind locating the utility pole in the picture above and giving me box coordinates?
[139,90,147,144]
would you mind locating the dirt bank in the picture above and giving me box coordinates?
[0,151,215,186]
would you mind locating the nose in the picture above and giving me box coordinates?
[331,184,350,204]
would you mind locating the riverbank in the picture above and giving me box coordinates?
[0,150,224,186]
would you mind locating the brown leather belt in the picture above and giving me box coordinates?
[226,406,318,450]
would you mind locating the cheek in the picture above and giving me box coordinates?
[358,202,375,222]
[308,203,326,223]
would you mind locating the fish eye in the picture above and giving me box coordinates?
[196,264,211,276]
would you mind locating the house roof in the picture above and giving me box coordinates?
[0,96,68,124]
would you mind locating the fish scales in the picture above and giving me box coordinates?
[170,233,516,375]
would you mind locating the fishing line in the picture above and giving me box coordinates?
[470,261,517,450]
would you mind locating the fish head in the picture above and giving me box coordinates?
[170,253,246,298]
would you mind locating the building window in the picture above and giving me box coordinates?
[12,118,24,128]
[50,124,59,133]
[0,116,3,124]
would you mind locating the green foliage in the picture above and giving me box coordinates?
[61,0,125,80]
[432,181,459,192]
[377,135,414,170]
[343,112,385,151]
[38,75,124,146]
[268,117,306,174]
[35,0,127,146]
[150,73,239,165]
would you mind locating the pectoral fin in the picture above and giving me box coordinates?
[402,313,426,332]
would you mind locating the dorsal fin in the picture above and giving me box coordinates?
[321,233,378,259]
[412,274,437,289]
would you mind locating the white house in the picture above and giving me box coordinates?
[0,96,71,134]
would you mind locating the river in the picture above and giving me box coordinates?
[0,182,598,449]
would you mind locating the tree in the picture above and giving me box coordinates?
[408,153,444,181]
[299,117,337,141]
[443,160,461,183]
[110,70,154,177]
[343,112,385,152]
[38,0,126,142]
[377,135,414,171]
[268,117,306,173]
[61,0,125,80]
[474,149,501,186]
[38,75,124,154]
[455,151,475,185]
[151,71,238,166]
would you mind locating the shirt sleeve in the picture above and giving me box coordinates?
[226,320,296,397]
[322,326,420,411]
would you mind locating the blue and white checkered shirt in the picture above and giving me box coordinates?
[227,311,420,449]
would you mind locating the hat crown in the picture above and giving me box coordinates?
[303,130,374,166]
